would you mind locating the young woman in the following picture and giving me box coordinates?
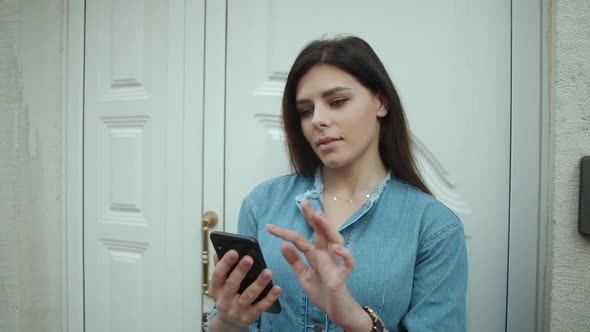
[206,36,467,332]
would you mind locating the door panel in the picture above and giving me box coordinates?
[84,0,205,331]
[224,1,510,331]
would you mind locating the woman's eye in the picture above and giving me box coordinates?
[331,98,347,107]
[298,108,313,117]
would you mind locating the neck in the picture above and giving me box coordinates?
[321,160,387,198]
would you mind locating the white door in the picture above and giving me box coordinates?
[217,1,511,331]
[83,1,205,331]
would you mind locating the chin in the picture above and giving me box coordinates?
[319,157,350,169]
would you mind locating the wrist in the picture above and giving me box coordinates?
[340,304,374,332]
[209,315,248,332]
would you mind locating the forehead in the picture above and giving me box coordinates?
[295,64,362,98]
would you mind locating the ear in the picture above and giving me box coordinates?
[376,94,389,118]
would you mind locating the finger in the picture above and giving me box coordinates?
[267,224,314,254]
[315,251,349,292]
[209,250,239,294]
[224,255,254,294]
[249,285,281,314]
[300,201,343,247]
[315,212,343,245]
[312,245,356,292]
[312,215,343,247]
[280,242,308,276]
[213,254,219,266]
[330,243,356,271]
[238,268,273,306]
[268,224,321,269]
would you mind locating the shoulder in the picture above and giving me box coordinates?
[388,178,463,245]
[238,173,314,227]
[244,173,313,205]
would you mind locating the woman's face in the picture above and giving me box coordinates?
[295,64,387,170]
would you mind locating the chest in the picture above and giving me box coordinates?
[257,216,417,331]
[322,195,367,230]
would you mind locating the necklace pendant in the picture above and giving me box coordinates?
[325,190,370,203]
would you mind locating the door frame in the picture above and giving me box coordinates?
[63,0,84,330]
[62,0,551,331]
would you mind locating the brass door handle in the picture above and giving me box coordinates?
[202,211,218,297]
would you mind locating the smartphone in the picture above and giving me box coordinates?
[209,231,281,314]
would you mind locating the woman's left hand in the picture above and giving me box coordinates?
[266,200,371,331]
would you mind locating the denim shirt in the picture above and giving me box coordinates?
[207,171,467,332]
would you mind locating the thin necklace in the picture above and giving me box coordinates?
[323,189,371,203]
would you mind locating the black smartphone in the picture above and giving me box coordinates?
[209,231,281,314]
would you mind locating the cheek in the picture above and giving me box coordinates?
[345,110,375,132]
[300,119,314,142]
[347,115,380,144]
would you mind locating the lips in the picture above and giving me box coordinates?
[316,137,342,152]
[316,137,341,146]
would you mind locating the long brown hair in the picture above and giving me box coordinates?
[282,36,431,195]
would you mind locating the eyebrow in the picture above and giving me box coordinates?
[295,86,351,105]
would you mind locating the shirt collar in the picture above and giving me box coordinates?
[295,168,392,208]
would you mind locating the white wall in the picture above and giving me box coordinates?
[547,0,590,330]
[0,0,64,331]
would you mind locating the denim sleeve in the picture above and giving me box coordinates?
[401,216,468,331]
[204,197,262,332]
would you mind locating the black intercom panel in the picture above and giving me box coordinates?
[579,156,590,235]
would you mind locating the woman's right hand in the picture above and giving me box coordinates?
[207,250,282,331]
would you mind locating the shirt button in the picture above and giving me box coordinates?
[312,323,323,332]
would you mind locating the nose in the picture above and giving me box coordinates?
[311,105,330,129]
